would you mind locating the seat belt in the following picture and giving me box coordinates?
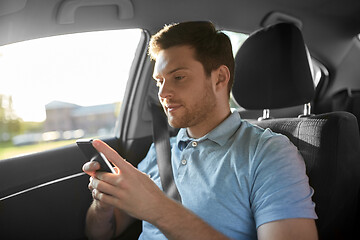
[150,103,182,202]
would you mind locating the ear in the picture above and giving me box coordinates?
[213,65,230,92]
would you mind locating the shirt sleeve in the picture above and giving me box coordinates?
[249,129,318,228]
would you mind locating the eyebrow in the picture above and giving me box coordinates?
[153,67,189,80]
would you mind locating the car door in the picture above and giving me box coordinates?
[0,2,155,239]
[0,35,153,240]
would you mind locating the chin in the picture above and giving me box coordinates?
[168,117,186,129]
[168,120,181,129]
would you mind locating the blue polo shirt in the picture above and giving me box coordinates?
[137,111,317,239]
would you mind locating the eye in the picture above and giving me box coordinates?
[174,76,184,80]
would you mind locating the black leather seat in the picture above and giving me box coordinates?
[232,22,360,239]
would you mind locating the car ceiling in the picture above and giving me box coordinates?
[1,0,359,40]
[1,0,360,92]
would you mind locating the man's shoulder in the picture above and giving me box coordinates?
[234,118,286,146]
[229,118,297,166]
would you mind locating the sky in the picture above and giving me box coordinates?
[0,29,141,122]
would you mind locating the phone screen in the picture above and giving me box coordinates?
[76,139,116,173]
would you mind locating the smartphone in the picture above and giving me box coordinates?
[76,139,116,174]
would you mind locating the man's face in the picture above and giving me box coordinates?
[153,45,217,130]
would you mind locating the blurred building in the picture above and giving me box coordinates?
[44,101,119,135]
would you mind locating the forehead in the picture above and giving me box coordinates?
[153,45,198,78]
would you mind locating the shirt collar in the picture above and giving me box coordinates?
[176,110,242,149]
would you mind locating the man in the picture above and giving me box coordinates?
[83,21,318,240]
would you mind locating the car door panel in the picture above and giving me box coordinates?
[0,172,91,239]
[0,137,137,239]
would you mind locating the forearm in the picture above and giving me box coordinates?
[85,200,116,240]
[85,200,133,240]
[151,198,229,240]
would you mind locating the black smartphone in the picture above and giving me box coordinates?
[76,139,116,173]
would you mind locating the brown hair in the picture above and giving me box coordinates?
[148,21,234,96]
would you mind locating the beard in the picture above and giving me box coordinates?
[164,82,217,129]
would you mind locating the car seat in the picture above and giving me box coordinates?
[232,22,360,239]
[332,88,360,134]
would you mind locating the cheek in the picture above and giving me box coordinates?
[191,80,213,99]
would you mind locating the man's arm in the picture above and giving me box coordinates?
[85,199,135,240]
[148,196,229,240]
[83,160,135,240]
[257,218,318,240]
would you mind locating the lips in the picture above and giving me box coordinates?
[160,98,183,114]
[162,101,182,114]
[166,104,182,113]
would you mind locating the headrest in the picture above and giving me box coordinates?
[232,22,315,110]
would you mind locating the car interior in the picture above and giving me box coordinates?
[0,0,360,239]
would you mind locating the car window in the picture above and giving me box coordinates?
[222,30,248,57]
[222,30,248,109]
[0,29,142,160]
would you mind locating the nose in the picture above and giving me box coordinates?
[158,79,173,100]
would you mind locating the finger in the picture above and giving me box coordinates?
[82,161,100,176]
[92,188,123,210]
[93,172,124,189]
[91,177,123,198]
[94,171,118,184]
[91,190,113,210]
[92,189,97,199]
[92,139,132,172]
[92,188,110,203]
[88,177,94,191]
[88,182,94,192]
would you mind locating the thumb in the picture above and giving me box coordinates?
[92,139,130,172]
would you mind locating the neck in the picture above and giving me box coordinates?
[187,107,231,139]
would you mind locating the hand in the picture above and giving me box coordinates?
[87,139,168,222]
[82,153,113,211]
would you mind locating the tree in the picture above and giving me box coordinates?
[0,94,22,140]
